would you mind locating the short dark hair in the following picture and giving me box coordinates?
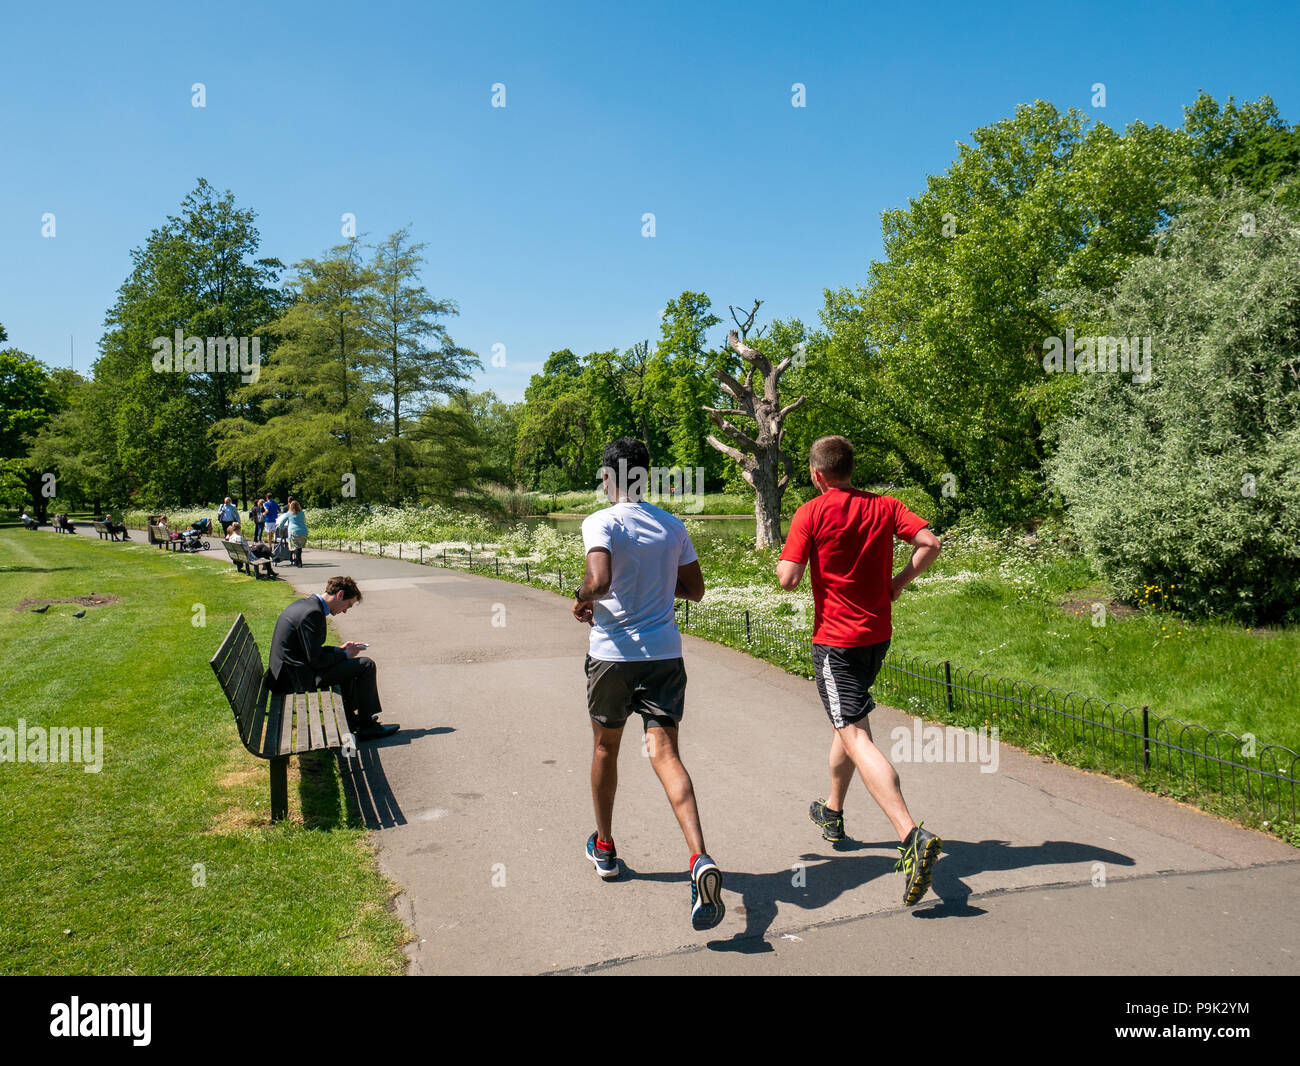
[325,575,362,603]
[600,437,651,497]
[809,435,854,480]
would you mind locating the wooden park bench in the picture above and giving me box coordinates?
[21,515,39,530]
[148,521,178,550]
[93,520,124,541]
[222,539,276,578]
[210,614,354,822]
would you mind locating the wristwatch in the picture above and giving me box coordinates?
[573,586,584,602]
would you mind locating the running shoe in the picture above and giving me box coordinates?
[809,798,846,843]
[894,823,942,906]
[690,854,725,930]
[586,832,618,880]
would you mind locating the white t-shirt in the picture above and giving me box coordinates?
[581,501,698,662]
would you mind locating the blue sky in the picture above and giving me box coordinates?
[2,0,1298,401]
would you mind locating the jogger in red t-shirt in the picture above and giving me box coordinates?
[777,435,946,905]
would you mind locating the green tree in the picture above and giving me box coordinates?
[95,179,284,505]
[0,351,63,520]
[823,102,1186,524]
[215,239,381,504]
[514,349,598,488]
[368,228,479,500]
[1046,184,1300,624]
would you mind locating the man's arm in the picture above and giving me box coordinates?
[573,547,612,623]
[891,527,942,601]
[674,560,705,602]
[776,559,806,590]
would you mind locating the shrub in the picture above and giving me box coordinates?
[1046,185,1300,624]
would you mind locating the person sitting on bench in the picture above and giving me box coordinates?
[226,521,274,563]
[101,513,130,540]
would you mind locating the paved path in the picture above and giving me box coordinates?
[185,537,1300,973]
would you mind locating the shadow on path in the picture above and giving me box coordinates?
[631,837,1141,953]
[329,727,457,829]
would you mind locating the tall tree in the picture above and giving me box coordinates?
[703,300,806,548]
[96,179,284,504]
[368,228,479,501]
[214,238,380,503]
[514,349,597,487]
[0,351,61,520]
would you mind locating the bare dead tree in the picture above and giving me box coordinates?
[703,299,806,548]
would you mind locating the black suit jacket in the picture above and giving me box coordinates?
[267,596,346,693]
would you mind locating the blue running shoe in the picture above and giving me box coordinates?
[690,854,725,930]
[586,832,618,880]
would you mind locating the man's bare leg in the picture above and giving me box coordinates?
[590,720,623,843]
[827,729,856,812]
[834,718,915,841]
[644,724,706,857]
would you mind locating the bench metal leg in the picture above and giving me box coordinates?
[269,757,289,821]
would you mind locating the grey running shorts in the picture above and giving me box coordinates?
[585,655,686,730]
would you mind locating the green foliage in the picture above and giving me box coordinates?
[873,485,939,529]
[95,178,286,504]
[820,103,1187,525]
[1046,184,1300,624]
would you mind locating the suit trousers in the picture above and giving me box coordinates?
[316,656,383,730]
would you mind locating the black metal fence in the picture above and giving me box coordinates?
[318,538,1298,827]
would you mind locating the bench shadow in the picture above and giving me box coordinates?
[660,838,1139,953]
[1,565,80,573]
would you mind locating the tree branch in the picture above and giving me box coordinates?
[704,434,748,466]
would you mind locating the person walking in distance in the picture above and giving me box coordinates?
[573,437,724,931]
[777,435,945,906]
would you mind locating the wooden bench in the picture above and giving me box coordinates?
[210,614,353,822]
[93,520,124,541]
[222,539,276,578]
[54,514,76,534]
[21,515,39,530]
[148,522,177,550]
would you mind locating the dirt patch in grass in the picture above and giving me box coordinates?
[1059,589,1140,621]
[16,594,122,612]
[207,759,306,833]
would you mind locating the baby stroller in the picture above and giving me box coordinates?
[178,517,212,553]
[272,522,292,565]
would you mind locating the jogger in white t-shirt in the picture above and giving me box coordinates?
[572,437,724,931]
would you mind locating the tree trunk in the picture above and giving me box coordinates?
[702,304,805,551]
[748,455,784,548]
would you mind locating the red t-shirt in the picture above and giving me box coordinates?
[780,488,929,647]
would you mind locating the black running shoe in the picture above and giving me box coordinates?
[809,798,845,843]
[895,823,942,906]
[586,832,618,880]
[690,854,725,930]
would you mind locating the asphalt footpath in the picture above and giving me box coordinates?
[197,540,1300,975]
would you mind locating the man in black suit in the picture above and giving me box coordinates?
[267,575,398,741]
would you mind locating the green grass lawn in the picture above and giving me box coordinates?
[0,529,409,975]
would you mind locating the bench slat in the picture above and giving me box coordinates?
[260,692,284,759]
[278,691,296,756]
[308,691,330,748]
[229,634,264,738]
[319,689,341,748]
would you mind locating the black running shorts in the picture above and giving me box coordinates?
[812,640,891,728]
[585,655,686,730]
